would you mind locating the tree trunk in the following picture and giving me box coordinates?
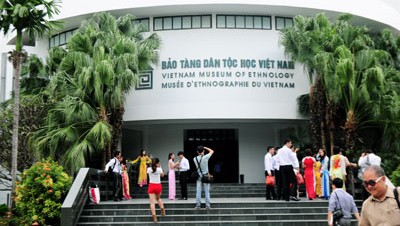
[99,106,111,165]
[309,84,321,150]
[345,110,356,150]
[326,99,336,155]
[110,107,125,153]
[316,77,327,152]
[10,50,26,209]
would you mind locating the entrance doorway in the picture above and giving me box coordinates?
[184,129,239,183]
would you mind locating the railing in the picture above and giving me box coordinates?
[61,168,113,226]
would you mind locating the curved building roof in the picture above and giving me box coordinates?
[54,0,400,32]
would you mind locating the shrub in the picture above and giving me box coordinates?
[0,204,8,216]
[14,159,72,226]
[390,165,400,187]
[0,204,11,226]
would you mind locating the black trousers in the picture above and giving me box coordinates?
[274,169,283,199]
[280,165,297,200]
[265,171,276,199]
[113,172,122,200]
[179,171,188,199]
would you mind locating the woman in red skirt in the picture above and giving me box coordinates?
[302,149,317,200]
[147,158,165,223]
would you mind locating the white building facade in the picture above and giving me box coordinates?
[1,0,399,183]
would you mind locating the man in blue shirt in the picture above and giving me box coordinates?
[328,178,361,226]
[193,146,214,209]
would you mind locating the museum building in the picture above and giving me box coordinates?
[1,0,399,183]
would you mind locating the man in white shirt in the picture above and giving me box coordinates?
[358,149,382,200]
[276,139,300,201]
[264,146,276,200]
[273,148,282,200]
[178,151,190,200]
[358,150,381,169]
[105,151,122,201]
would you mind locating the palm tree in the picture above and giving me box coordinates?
[280,13,342,152]
[0,0,61,208]
[333,46,388,149]
[280,15,322,150]
[32,13,160,173]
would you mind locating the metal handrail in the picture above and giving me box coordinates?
[61,168,108,226]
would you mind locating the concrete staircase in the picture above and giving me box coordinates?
[130,182,266,199]
[76,182,360,226]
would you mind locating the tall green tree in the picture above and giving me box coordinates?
[0,0,61,207]
[280,15,322,150]
[280,13,342,153]
[32,13,160,173]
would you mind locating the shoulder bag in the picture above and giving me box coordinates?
[332,191,344,222]
[195,156,213,183]
[394,187,400,209]
[190,156,202,181]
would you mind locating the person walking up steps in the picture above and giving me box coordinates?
[327,178,360,226]
[147,158,166,223]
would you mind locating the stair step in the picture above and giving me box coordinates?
[79,183,360,226]
[77,219,358,226]
[81,206,329,215]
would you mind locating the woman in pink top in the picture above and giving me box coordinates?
[302,149,316,200]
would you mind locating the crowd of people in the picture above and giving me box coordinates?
[265,139,400,225]
[103,140,399,225]
[104,147,213,223]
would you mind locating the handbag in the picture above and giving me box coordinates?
[201,174,214,183]
[296,173,304,184]
[266,175,275,186]
[332,192,344,221]
[89,185,100,204]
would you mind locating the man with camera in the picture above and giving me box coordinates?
[327,178,360,226]
[193,146,214,210]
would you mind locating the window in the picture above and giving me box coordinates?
[133,18,150,31]
[173,17,182,29]
[192,16,201,28]
[154,18,163,31]
[236,16,245,28]
[153,15,212,31]
[216,15,271,30]
[163,17,172,30]
[49,28,77,48]
[275,16,293,30]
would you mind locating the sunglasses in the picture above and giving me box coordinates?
[362,176,383,187]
